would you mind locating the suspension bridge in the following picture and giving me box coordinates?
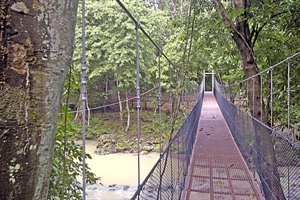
[78,0,300,199]
[129,60,300,200]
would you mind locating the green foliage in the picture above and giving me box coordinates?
[73,0,169,92]
[48,107,100,200]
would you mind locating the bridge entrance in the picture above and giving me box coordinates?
[203,71,215,92]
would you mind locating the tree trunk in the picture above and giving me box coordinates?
[74,94,82,122]
[108,77,117,108]
[0,1,78,199]
[116,80,124,127]
[86,92,91,127]
[239,43,285,200]
[213,0,285,199]
[104,78,109,113]
[125,92,130,134]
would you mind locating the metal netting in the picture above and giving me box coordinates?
[215,80,300,200]
[131,83,204,200]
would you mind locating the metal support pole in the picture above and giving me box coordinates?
[169,62,173,132]
[252,80,255,116]
[212,70,215,92]
[158,51,162,156]
[260,74,263,122]
[270,69,273,128]
[169,63,174,198]
[287,60,291,139]
[158,51,162,200]
[203,70,206,92]
[287,60,291,199]
[81,0,87,199]
[135,22,141,194]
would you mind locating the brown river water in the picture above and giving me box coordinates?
[77,140,159,200]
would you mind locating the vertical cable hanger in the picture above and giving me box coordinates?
[270,68,273,128]
[158,50,162,157]
[252,80,255,116]
[169,62,173,138]
[260,74,263,122]
[168,61,174,199]
[81,0,87,199]
[287,59,291,200]
[157,50,162,200]
[287,60,291,139]
[135,21,141,197]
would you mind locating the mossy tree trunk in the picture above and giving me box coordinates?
[0,1,78,199]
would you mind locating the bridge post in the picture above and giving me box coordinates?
[203,70,205,92]
[203,71,214,92]
[212,70,215,92]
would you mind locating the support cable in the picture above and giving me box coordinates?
[115,0,175,66]
[80,0,87,198]
[158,51,162,157]
[168,62,174,199]
[135,22,142,196]
[252,80,255,116]
[158,51,162,200]
[215,80,300,149]
[270,69,273,128]
[287,60,291,139]
[287,61,291,199]
[169,62,174,137]
[260,74,263,122]
[226,51,300,87]
[63,86,158,114]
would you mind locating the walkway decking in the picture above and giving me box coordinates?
[184,92,263,200]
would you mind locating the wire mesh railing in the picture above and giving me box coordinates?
[131,82,204,200]
[214,55,300,200]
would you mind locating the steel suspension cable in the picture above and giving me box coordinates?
[260,74,263,122]
[115,0,175,67]
[226,51,300,87]
[63,86,158,115]
[174,0,195,127]
[135,22,142,194]
[80,0,87,198]
[169,62,174,137]
[287,62,291,199]
[270,68,273,128]
[287,60,291,139]
[158,51,162,200]
[169,61,174,199]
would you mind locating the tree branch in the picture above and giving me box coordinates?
[212,0,235,32]
[251,11,287,47]
[213,0,254,57]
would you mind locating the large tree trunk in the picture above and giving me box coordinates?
[213,0,285,199]
[0,1,78,199]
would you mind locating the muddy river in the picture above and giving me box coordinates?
[78,140,159,200]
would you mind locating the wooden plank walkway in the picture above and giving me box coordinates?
[183,92,263,200]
